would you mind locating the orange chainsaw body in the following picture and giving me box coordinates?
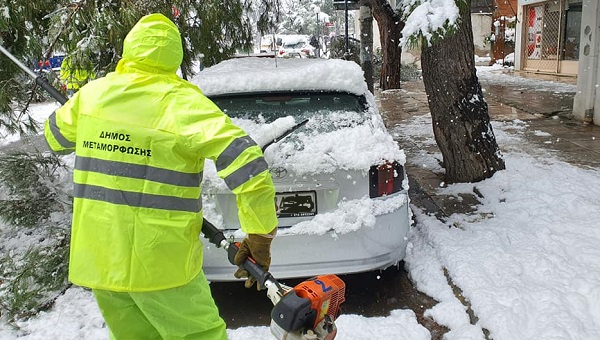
[292,274,346,329]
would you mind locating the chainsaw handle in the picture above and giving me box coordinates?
[201,219,227,248]
[35,76,68,105]
[201,219,277,289]
[226,241,275,289]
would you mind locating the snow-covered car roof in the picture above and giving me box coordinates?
[191,57,370,97]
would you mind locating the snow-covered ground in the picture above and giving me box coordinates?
[1,69,599,340]
[393,113,600,340]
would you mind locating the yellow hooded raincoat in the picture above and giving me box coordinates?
[44,13,278,292]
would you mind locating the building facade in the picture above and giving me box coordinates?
[514,0,582,75]
[514,0,600,125]
[472,0,495,60]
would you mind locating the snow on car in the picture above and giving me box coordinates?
[192,57,410,281]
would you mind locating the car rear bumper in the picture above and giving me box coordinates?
[202,200,410,282]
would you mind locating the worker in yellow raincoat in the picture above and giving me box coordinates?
[44,13,278,339]
[59,57,93,97]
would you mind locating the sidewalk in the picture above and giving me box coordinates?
[377,72,600,218]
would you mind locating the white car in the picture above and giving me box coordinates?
[192,58,410,281]
[277,35,315,58]
[278,41,314,58]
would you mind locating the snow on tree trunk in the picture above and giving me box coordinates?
[421,2,505,183]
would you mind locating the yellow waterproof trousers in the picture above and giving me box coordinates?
[92,272,227,340]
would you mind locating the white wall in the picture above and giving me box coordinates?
[472,14,493,57]
[514,2,524,70]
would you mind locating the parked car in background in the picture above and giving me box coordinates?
[192,57,411,281]
[277,34,315,58]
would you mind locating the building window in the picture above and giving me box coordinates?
[562,1,582,60]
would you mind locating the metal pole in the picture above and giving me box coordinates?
[316,11,320,58]
[556,0,564,74]
[344,0,349,59]
[0,45,38,79]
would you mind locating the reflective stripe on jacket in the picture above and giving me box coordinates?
[43,13,277,292]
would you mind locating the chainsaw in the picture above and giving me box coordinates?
[202,219,346,340]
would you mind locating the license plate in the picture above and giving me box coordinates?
[275,191,317,218]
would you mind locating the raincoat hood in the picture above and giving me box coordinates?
[119,13,183,74]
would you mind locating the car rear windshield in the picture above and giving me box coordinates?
[209,92,367,123]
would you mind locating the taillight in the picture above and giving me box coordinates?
[369,161,404,198]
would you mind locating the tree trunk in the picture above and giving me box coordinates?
[421,1,505,183]
[359,4,374,93]
[367,0,403,90]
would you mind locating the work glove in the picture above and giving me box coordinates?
[233,229,276,290]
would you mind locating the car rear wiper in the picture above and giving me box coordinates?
[261,118,309,152]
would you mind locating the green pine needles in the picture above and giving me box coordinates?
[0,153,67,228]
[0,153,72,325]
[0,235,70,325]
